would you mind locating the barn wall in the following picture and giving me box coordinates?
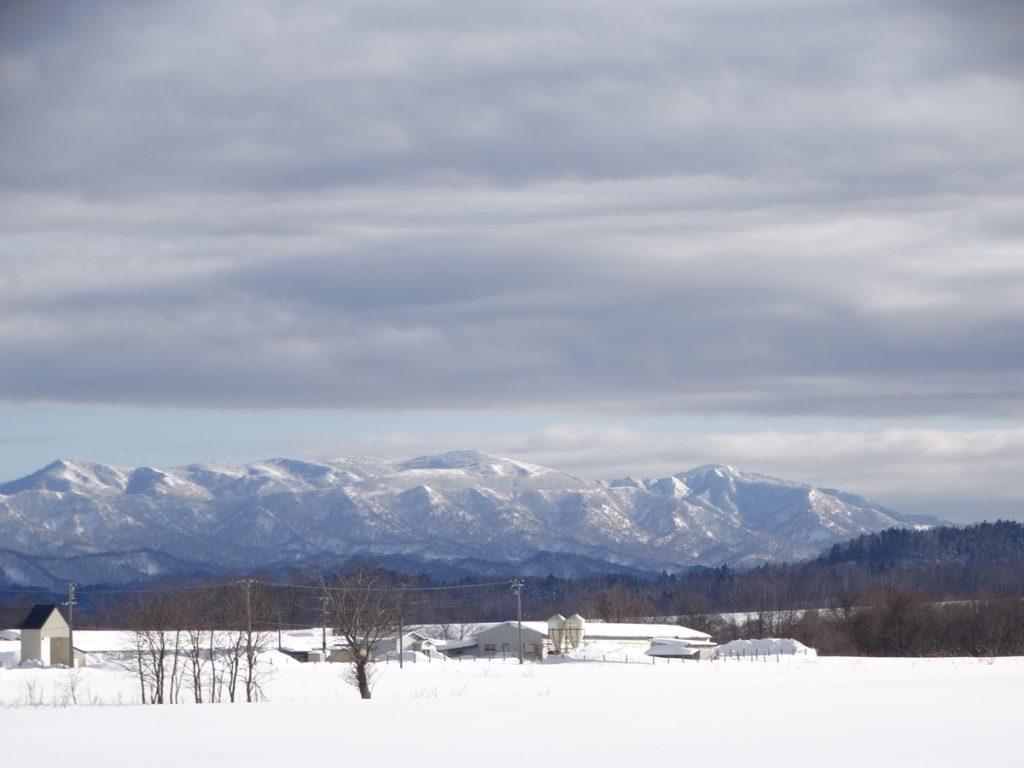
[475,624,547,659]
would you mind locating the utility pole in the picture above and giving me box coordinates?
[320,595,328,655]
[63,582,77,668]
[242,577,255,669]
[244,578,253,636]
[510,579,525,664]
[398,608,404,670]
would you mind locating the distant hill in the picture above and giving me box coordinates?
[0,451,939,588]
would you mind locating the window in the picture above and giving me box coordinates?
[484,643,496,653]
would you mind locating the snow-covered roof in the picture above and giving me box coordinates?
[376,630,432,643]
[646,638,715,657]
[436,638,477,651]
[583,622,711,641]
[53,630,132,652]
[473,620,711,642]
[488,621,550,634]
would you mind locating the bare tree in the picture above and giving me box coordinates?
[323,566,404,700]
[167,585,219,704]
[220,626,246,703]
[211,580,273,703]
[674,593,726,638]
[124,592,186,705]
[589,584,656,622]
[58,665,87,706]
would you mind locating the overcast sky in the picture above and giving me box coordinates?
[2,0,1022,522]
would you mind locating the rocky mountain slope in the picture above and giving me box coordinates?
[0,451,937,587]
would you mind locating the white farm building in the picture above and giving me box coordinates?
[468,614,715,661]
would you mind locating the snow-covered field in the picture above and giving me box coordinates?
[1,630,1020,767]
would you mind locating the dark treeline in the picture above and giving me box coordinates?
[820,519,1024,567]
[787,594,1024,657]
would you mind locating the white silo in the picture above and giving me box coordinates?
[547,614,568,654]
[566,613,586,651]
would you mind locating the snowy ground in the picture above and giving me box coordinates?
[1,631,1020,767]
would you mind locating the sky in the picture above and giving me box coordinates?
[1,0,1022,523]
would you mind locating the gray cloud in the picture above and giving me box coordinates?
[3,0,1021,194]
[1,0,1022,418]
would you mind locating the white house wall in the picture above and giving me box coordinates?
[20,630,43,665]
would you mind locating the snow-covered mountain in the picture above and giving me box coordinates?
[0,451,937,587]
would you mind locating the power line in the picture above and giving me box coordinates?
[79,582,235,596]
[258,579,514,594]
[2,577,521,602]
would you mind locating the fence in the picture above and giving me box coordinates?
[378,645,810,665]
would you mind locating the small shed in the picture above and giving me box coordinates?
[19,605,83,667]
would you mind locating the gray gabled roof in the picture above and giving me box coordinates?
[19,604,66,630]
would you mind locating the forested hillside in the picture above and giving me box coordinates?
[819,520,1024,567]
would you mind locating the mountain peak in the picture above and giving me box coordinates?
[677,464,790,486]
[395,450,547,479]
[398,449,506,469]
[0,458,127,495]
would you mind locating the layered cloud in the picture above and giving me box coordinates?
[3,181,1022,415]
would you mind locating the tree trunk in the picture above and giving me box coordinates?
[355,660,372,699]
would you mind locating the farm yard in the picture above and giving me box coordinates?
[1,628,1021,768]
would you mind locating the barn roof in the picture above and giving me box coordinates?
[436,637,477,651]
[584,622,712,641]
[19,604,66,630]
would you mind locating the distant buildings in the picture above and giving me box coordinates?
[458,614,715,661]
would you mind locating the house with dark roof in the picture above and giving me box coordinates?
[19,604,83,667]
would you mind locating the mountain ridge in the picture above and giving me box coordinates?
[0,452,940,588]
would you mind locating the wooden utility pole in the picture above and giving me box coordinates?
[320,595,328,655]
[63,582,77,668]
[510,579,525,664]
